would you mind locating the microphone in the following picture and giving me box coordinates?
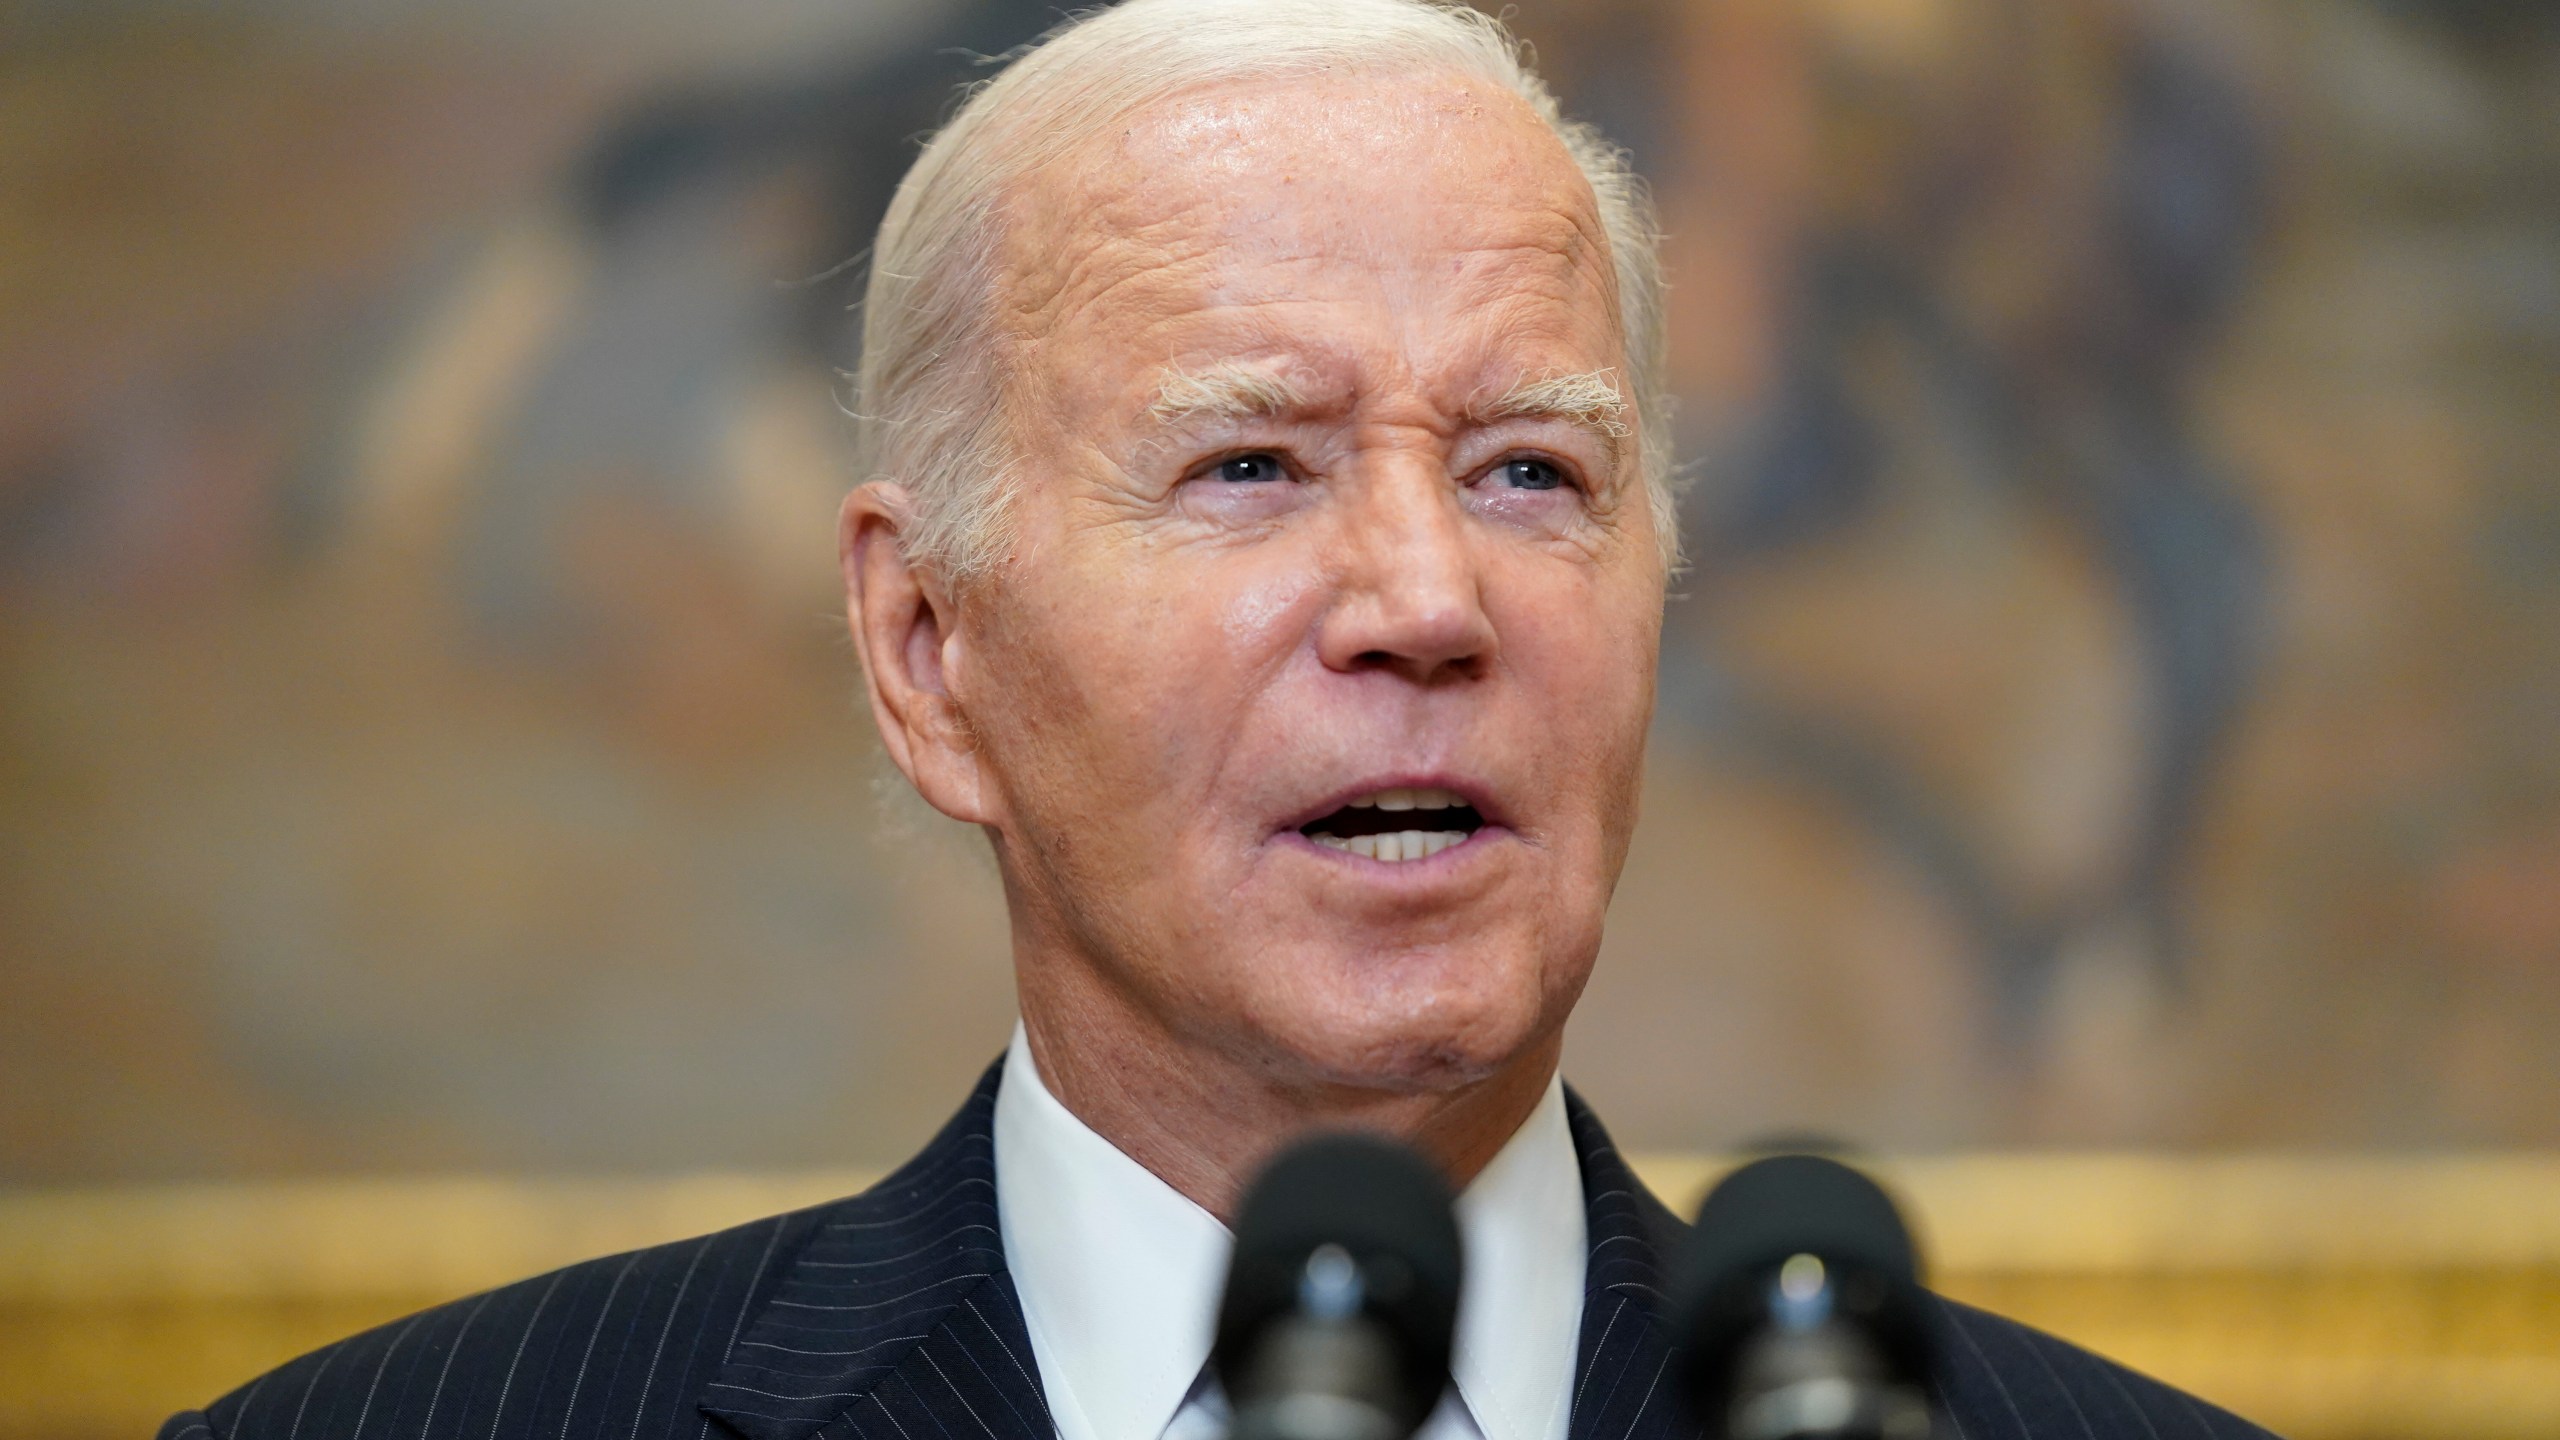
[1666,1154,1938,1440]
[1212,1133,1464,1440]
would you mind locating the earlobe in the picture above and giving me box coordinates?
[839,485,993,825]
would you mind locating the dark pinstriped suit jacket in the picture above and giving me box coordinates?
[160,1063,2275,1440]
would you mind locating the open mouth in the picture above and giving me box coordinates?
[1297,787,1486,862]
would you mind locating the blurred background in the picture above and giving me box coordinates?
[1,0,2555,1434]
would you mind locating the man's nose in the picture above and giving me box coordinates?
[1315,463,1497,684]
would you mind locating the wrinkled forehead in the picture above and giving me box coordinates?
[990,71,1622,394]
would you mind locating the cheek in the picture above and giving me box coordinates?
[1500,567,1661,812]
[1221,565,1326,650]
[988,553,1323,793]
[1506,562,1659,708]
[1122,564,1328,795]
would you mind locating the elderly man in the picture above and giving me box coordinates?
[163,3,2271,1438]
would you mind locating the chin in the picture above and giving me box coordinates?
[1242,952,1563,1096]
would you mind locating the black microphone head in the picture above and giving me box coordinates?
[1668,1154,1936,1440]
[1679,1153,1922,1295]
[1213,1132,1463,1437]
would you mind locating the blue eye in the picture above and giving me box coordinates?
[1497,457,1565,490]
[1217,454,1282,483]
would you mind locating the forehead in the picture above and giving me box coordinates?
[994,71,1623,407]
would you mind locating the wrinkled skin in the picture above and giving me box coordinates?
[843,71,1666,1215]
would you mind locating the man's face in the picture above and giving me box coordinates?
[949,72,1664,1090]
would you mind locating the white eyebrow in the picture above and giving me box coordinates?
[1469,369,1632,443]
[1147,363,1315,428]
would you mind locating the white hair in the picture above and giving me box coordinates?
[852,0,1678,582]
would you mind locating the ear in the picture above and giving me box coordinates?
[840,483,997,826]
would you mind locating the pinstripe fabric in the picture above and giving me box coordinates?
[696,1085,1054,1440]
[1925,1283,2279,1440]
[157,1066,1042,1440]
[159,1064,2279,1440]
[1555,1091,2280,1440]
[1563,1092,1694,1440]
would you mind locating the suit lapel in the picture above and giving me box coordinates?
[701,1069,1693,1440]
[1563,1090,1704,1440]
[701,1064,1056,1440]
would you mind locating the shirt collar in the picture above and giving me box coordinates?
[995,1027,1231,1440]
[1452,1069,1587,1440]
[992,1025,1587,1440]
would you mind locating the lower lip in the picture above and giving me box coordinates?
[1275,825,1509,868]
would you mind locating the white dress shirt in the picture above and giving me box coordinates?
[994,1026,1588,1440]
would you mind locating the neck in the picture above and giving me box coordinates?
[1016,976,1561,1224]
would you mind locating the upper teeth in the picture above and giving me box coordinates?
[1318,787,1473,863]
[1348,787,1465,812]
